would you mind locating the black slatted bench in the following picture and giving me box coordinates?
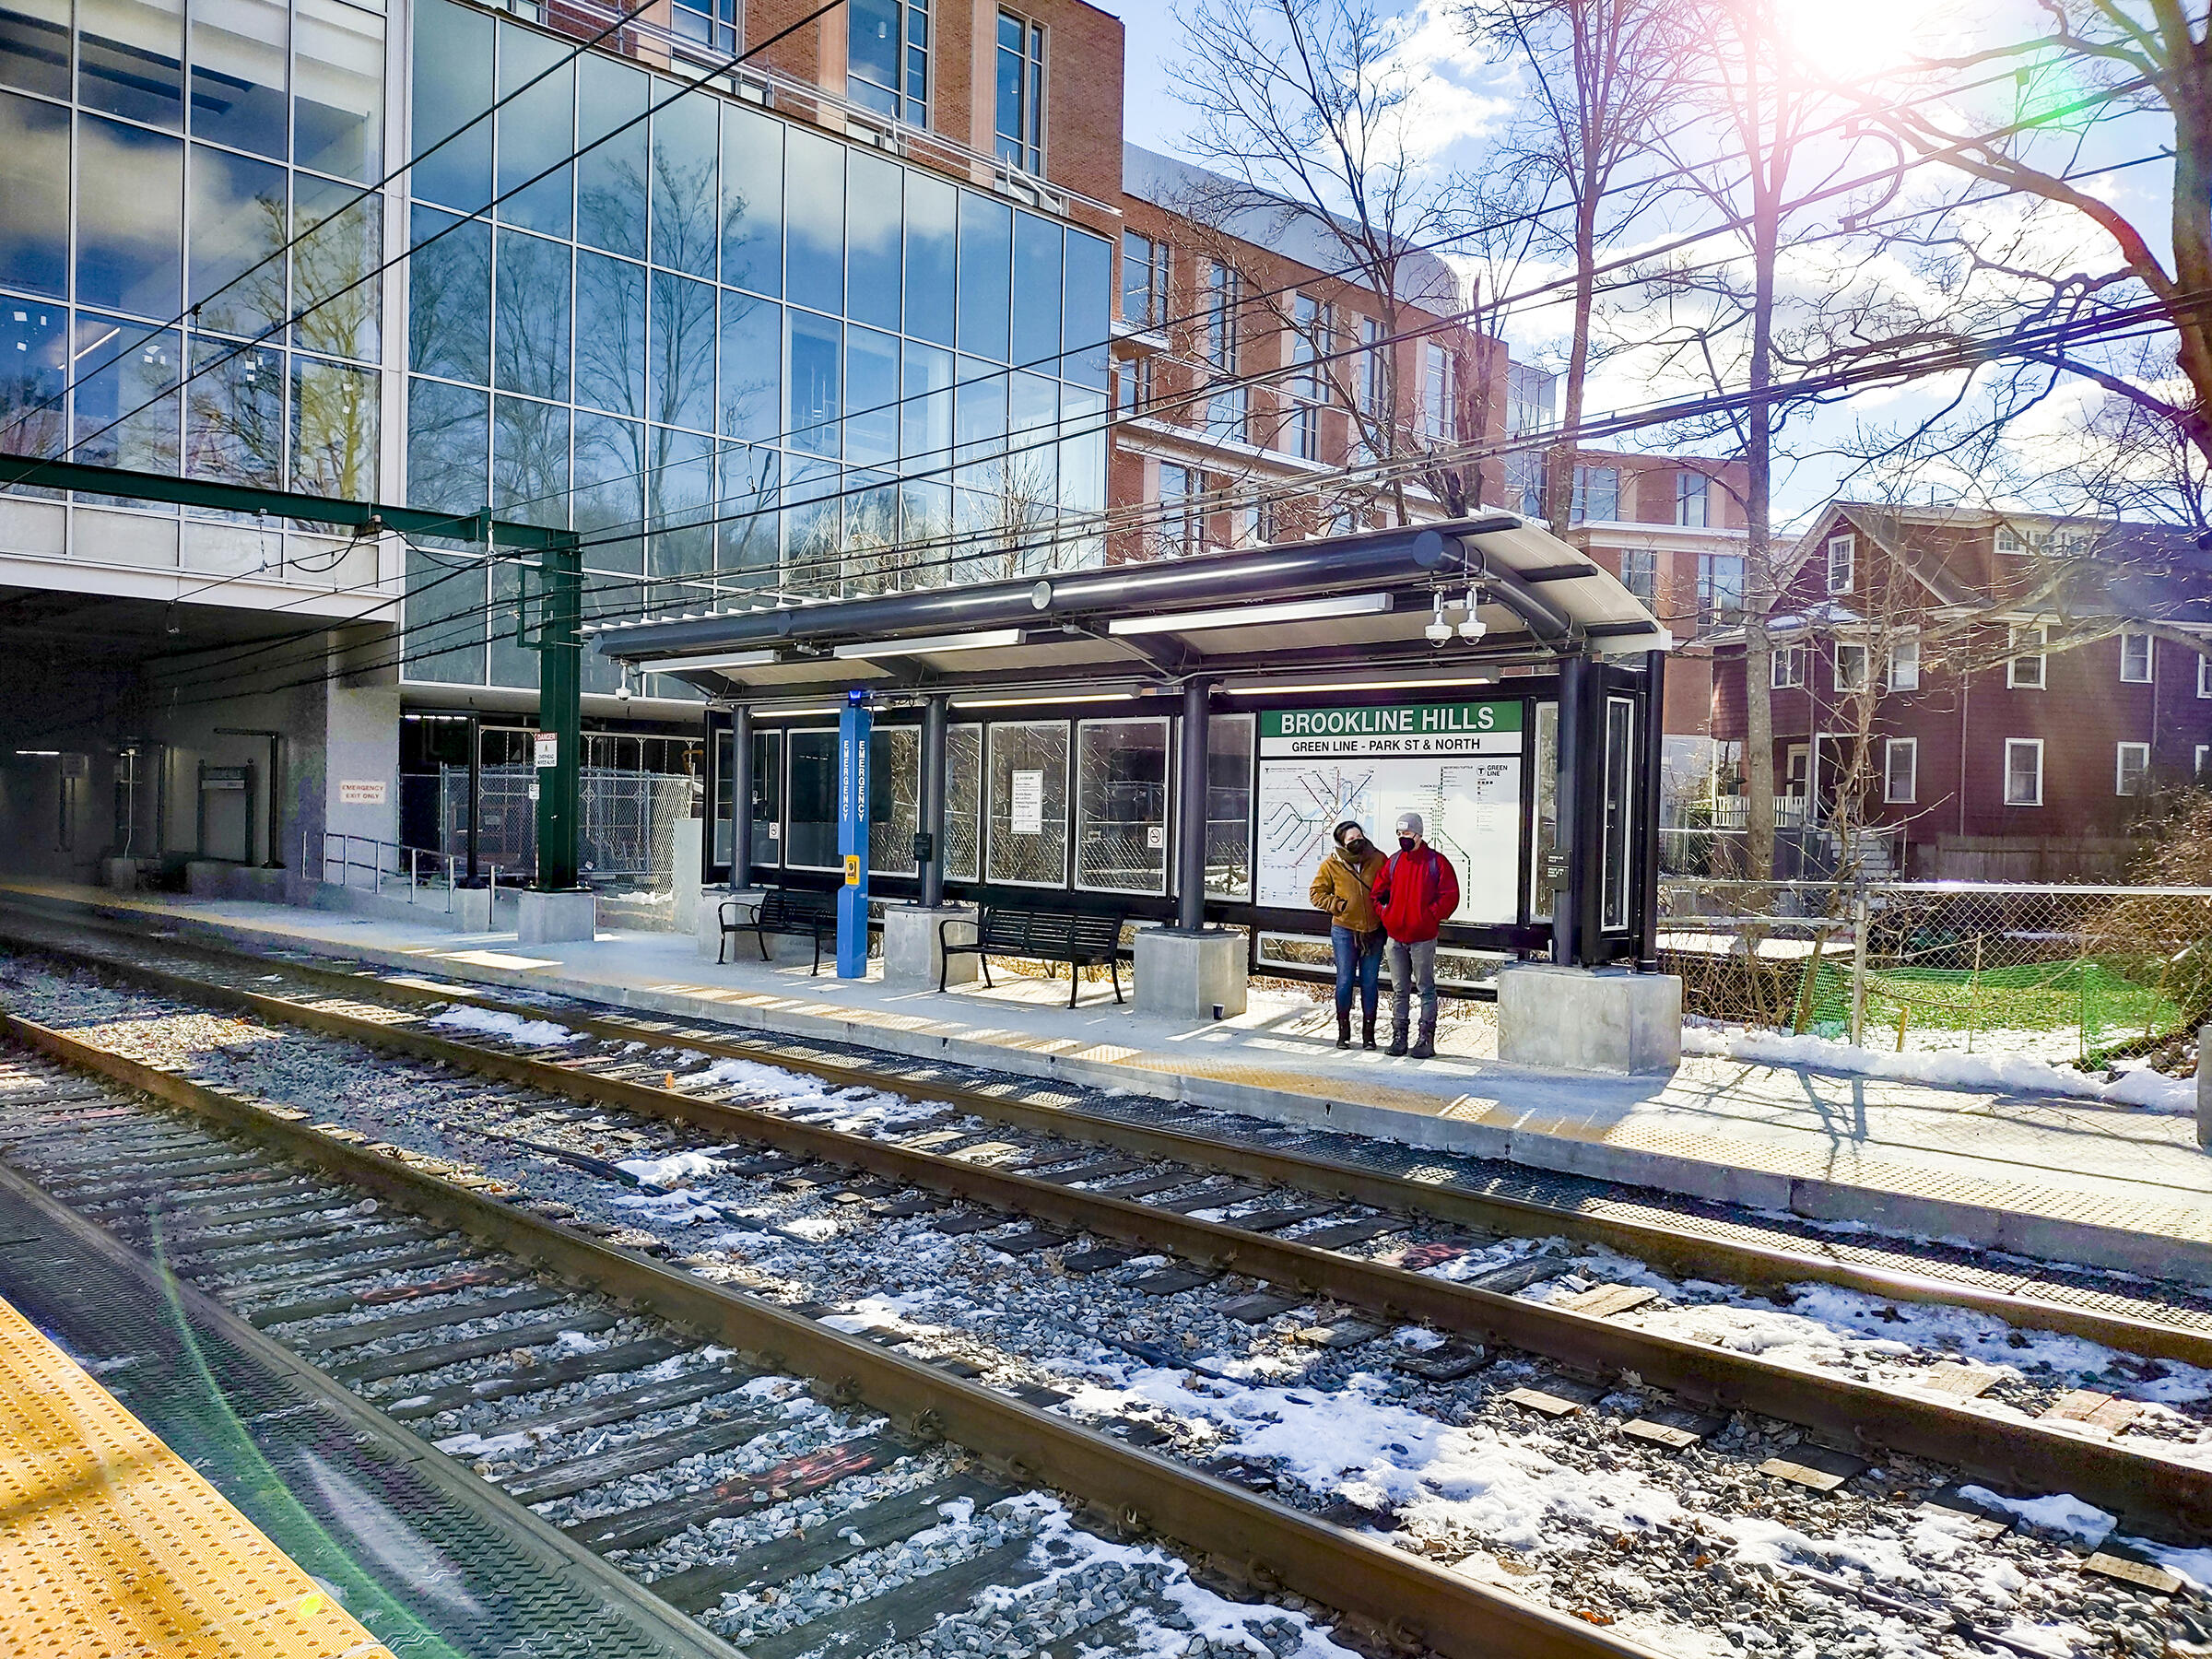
[939,906,1127,1006]
[719,889,867,976]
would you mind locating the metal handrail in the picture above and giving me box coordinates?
[320,832,494,913]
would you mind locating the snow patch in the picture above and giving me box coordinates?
[1955,1487,2113,1545]
[429,1005,582,1047]
[617,1148,724,1188]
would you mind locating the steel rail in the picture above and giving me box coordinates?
[1,1010,1661,1659]
[10,907,2208,1374]
[9,945,2211,1547]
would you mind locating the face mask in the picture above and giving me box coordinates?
[1398,835,1417,852]
[1344,837,1366,854]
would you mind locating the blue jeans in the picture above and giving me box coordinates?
[1331,925,1383,1020]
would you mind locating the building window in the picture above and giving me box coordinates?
[1121,231,1164,327]
[1509,454,1545,519]
[1676,469,1709,527]
[1204,261,1243,438]
[1826,533,1854,594]
[1884,737,1916,804]
[1420,343,1454,441]
[1834,641,1868,692]
[1115,355,1153,416]
[1353,316,1383,416]
[1571,465,1618,524]
[1697,553,1744,629]
[675,0,738,54]
[1156,462,1198,558]
[2120,630,2151,683]
[994,11,1043,175]
[2116,741,2149,796]
[2004,738,2043,806]
[1618,547,1655,606]
[1283,293,1324,460]
[1888,630,1920,689]
[848,0,927,124]
[2197,745,2209,779]
[1996,524,2024,554]
[2007,624,2047,688]
[1771,645,1805,689]
[2200,653,2212,699]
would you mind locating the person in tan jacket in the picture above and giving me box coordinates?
[1310,820,1387,1050]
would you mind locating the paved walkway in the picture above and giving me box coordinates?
[6,880,2209,1283]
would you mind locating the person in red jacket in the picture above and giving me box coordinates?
[1370,810,1459,1058]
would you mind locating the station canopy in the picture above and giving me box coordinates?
[592,514,1671,705]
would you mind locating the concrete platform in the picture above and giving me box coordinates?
[5,878,2209,1285]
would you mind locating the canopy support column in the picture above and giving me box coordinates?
[730,703,754,892]
[1176,677,1214,931]
[920,693,947,910]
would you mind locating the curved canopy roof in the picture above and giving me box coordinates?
[593,514,1669,706]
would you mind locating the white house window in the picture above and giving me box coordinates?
[2120,631,2151,683]
[1771,645,1806,689]
[1618,547,1656,606]
[2008,625,2047,689]
[2116,741,2149,796]
[1676,470,1709,527]
[1888,631,1920,690]
[1884,738,1917,804]
[1421,343,1455,441]
[1834,642,1869,692]
[2198,653,2212,699]
[2004,738,2043,806]
[1826,534,1854,594]
[1996,524,2024,554]
[2198,745,2209,779]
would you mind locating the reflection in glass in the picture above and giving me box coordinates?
[783,457,839,595]
[0,0,70,99]
[1063,229,1112,386]
[844,326,897,466]
[749,728,781,866]
[1010,211,1060,367]
[717,443,778,580]
[952,358,1003,488]
[190,0,287,158]
[406,376,488,514]
[409,0,492,214]
[405,544,488,683]
[945,724,981,881]
[1077,718,1168,893]
[80,0,182,127]
[788,308,840,457]
[846,151,900,333]
[573,409,644,572]
[488,559,538,688]
[0,92,69,299]
[956,192,1008,360]
[576,53,647,257]
[407,206,490,384]
[495,21,573,237]
[786,728,837,867]
[76,115,182,316]
[985,720,1067,886]
[0,299,66,458]
[293,0,381,181]
[190,146,288,338]
[1205,712,1253,898]
[651,85,717,278]
[720,105,782,297]
[1528,700,1558,922]
[72,313,180,472]
[648,424,713,576]
[494,229,570,400]
[289,352,376,496]
[292,173,380,363]
[900,477,949,585]
[580,570,625,693]
[868,725,920,873]
[783,129,843,313]
[1059,386,1103,514]
[899,340,950,465]
[491,392,567,527]
[844,469,898,594]
[185,335,283,485]
[717,290,777,441]
[649,269,715,432]
[903,172,955,347]
[575,251,645,417]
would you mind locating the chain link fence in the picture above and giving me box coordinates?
[439,764,699,889]
[1659,879,2212,1065]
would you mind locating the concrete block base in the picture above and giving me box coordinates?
[515,888,597,946]
[671,820,702,934]
[452,885,493,933]
[102,857,145,891]
[883,904,976,987]
[1497,964,1682,1075]
[1134,927,1246,1020]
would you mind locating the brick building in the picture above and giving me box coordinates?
[1704,503,2212,879]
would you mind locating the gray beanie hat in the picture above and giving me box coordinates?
[1395,811,1423,839]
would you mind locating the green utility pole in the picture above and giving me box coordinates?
[0,453,586,897]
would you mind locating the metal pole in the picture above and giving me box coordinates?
[214,727,284,867]
[1849,882,1870,1048]
[1635,648,1666,971]
[731,703,755,891]
[534,535,583,890]
[465,712,482,884]
[1553,656,1586,968]
[919,693,947,909]
[1176,677,1214,931]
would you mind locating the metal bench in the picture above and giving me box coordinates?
[940,906,1126,1006]
[719,888,854,976]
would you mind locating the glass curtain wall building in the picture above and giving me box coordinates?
[400,0,1112,699]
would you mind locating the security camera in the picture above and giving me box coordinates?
[1459,616,1488,642]
[1425,619,1453,646]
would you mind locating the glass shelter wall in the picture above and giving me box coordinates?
[399,0,1113,694]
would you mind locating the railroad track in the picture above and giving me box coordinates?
[0,924,2206,1656]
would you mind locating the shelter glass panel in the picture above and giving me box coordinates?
[786,726,838,868]
[946,722,981,881]
[869,724,921,874]
[1528,700,1557,924]
[1601,695,1634,932]
[750,728,782,867]
[1075,717,1167,894]
[985,719,1067,887]
[1205,712,1253,899]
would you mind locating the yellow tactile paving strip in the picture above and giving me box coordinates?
[0,1291,390,1658]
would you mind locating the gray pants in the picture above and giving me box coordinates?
[1388,936,1438,1035]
